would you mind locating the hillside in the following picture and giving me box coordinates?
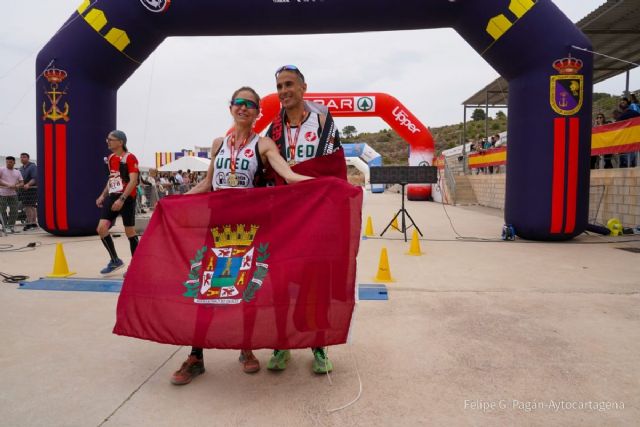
[342,92,624,165]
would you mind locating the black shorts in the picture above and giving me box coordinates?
[18,188,37,206]
[101,194,136,227]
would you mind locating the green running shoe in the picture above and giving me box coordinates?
[312,347,333,374]
[267,349,291,371]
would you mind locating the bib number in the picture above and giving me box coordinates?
[108,175,124,193]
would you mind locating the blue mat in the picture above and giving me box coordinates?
[18,279,387,300]
[358,284,388,300]
[19,278,123,293]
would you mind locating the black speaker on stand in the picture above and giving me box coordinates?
[370,166,438,242]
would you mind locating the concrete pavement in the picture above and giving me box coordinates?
[0,191,638,426]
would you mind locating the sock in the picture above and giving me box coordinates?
[128,235,139,255]
[101,235,119,262]
[190,347,203,360]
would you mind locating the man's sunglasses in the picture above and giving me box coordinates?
[231,98,259,109]
[275,65,305,82]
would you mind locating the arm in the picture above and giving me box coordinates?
[185,138,222,194]
[96,182,109,207]
[260,137,313,184]
[0,170,11,187]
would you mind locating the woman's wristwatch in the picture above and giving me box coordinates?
[119,195,127,202]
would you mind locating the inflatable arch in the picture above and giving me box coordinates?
[253,92,433,199]
[341,143,384,193]
[36,0,592,240]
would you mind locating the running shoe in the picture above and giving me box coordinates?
[100,258,124,275]
[171,355,205,385]
[312,347,333,374]
[267,350,291,371]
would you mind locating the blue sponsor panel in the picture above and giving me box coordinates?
[343,143,384,193]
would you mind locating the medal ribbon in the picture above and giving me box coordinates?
[228,132,251,175]
[286,113,307,162]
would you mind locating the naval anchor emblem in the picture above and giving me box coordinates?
[42,67,70,122]
[550,55,584,116]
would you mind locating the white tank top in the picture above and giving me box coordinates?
[212,134,260,190]
[285,112,322,164]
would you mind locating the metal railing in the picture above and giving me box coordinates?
[1,186,38,235]
[443,157,457,205]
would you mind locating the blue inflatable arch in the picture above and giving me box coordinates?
[37,0,592,240]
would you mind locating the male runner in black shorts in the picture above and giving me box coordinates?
[96,130,140,274]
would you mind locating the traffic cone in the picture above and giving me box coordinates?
[391,217,400,231]
[374,247,394,282]
[363,216,375,238]
[406,229,424,256]
[47,243,76,278]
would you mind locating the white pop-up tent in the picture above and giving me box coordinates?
[158,156,210,172]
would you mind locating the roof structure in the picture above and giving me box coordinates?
[463,0,640,106]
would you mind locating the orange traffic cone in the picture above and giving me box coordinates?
[391,217,400,231]
[363,216,375,238]
[47,243,76,278]
[405,229,424,256]
[374,247,394,282]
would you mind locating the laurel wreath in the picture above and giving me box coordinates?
[182,245,207,298]
[243,243,270,302]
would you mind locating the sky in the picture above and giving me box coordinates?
[0,0,635,167]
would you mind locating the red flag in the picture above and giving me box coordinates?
[113,177,363,349]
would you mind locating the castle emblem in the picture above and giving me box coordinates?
[550,55,584,116]
[182,224,270,305]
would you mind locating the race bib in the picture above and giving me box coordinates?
[108,174,124,193]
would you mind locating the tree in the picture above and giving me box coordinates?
[471,108,486,121]
[342,125,357,139]
[495,110,506,120]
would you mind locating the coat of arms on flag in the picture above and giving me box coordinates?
[183,224,269,305]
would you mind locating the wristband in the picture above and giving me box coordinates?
[119,195,127,201]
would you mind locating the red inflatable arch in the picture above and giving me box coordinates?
[254,93,435,200]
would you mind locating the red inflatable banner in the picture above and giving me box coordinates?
[255,92,435,200]
[113,177,363,349]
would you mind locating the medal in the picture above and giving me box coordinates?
[227,132,251,188]
[228,173,238,187]
[286,113,306,166]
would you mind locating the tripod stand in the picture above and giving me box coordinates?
[380,183,422,242]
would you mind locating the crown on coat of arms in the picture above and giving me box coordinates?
[211,224,259,247]
[43,67,68,84]
[552,55,583,74]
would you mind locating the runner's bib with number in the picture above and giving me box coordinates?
[108,173,125,193]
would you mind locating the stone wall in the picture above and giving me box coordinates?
[589,168,640,227]
[460,168,640,227]
[466,174,506,210]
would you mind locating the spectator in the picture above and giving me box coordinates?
[146,169,159,209]
[0,156,24,233]
[158,173,170,198]
[18,152,38,230]
[592,113,607,169]
[615,103,639,168]
[627,95,640,113]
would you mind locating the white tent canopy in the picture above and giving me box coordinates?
[158,155,210,172]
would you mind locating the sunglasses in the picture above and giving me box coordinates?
[231,98,259,109]
[275,65,305,82]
